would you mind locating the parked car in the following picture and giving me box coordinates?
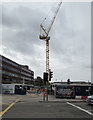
[87,95,93,105]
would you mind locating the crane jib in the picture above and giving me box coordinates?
[40,1,62,37]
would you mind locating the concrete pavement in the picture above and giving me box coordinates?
[2,93,87,105]
[40,94,87,103]
[1,93,92,118]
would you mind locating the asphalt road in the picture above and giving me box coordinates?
[1,94,93,119]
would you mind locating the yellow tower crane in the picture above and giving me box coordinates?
[39,1,62,81]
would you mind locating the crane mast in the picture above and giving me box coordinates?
[39,1,62,81]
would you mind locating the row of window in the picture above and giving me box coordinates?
[2,64,20,73]
[21,71,32,77]
[21,67,32,74]
[1,62,34,76]
[2,71,19,77]
[21,76,32,81]
[2,64,34,76]
[2,69,33,80]
[2,57,19,68]
[1,63,34,76]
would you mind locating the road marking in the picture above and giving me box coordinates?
[67,102,93,116]
[0,99,20,117]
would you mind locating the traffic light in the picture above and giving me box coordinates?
[43,72,48,85]
[49,70,53,81]
[67,79,70,84]
[50,71,53,78]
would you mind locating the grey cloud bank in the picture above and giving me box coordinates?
[1,2,91,82]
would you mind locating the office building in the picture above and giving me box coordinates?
[0,55,34,85]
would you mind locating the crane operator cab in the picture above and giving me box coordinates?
[39,34,50,40]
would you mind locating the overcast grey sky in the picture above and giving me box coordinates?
[0,2,91,82]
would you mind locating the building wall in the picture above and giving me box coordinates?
[34,76,43,86]
[0,55,34,85]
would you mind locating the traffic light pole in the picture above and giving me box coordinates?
[46,83,48,101]
[46,69,53,101]
[43,39,53,101]
[43,72,48,101]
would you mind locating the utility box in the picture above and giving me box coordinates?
[2,84,15,94]
[2,84,27,95]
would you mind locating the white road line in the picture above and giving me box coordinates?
[67,102,93,116]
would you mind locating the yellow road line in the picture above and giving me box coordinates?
[0,99,20,117]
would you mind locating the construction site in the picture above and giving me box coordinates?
[0,0,93,119]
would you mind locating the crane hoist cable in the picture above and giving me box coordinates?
[41,2,57,25]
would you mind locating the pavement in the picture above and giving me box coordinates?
[1,94,93,118]
[1,93,93,119]
[1,93,87,104]
[2,94,23,105]
[40,94,87,103]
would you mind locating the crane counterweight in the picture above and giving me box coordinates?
[39,35,47,40]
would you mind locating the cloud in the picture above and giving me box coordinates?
[1,2,91,81]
